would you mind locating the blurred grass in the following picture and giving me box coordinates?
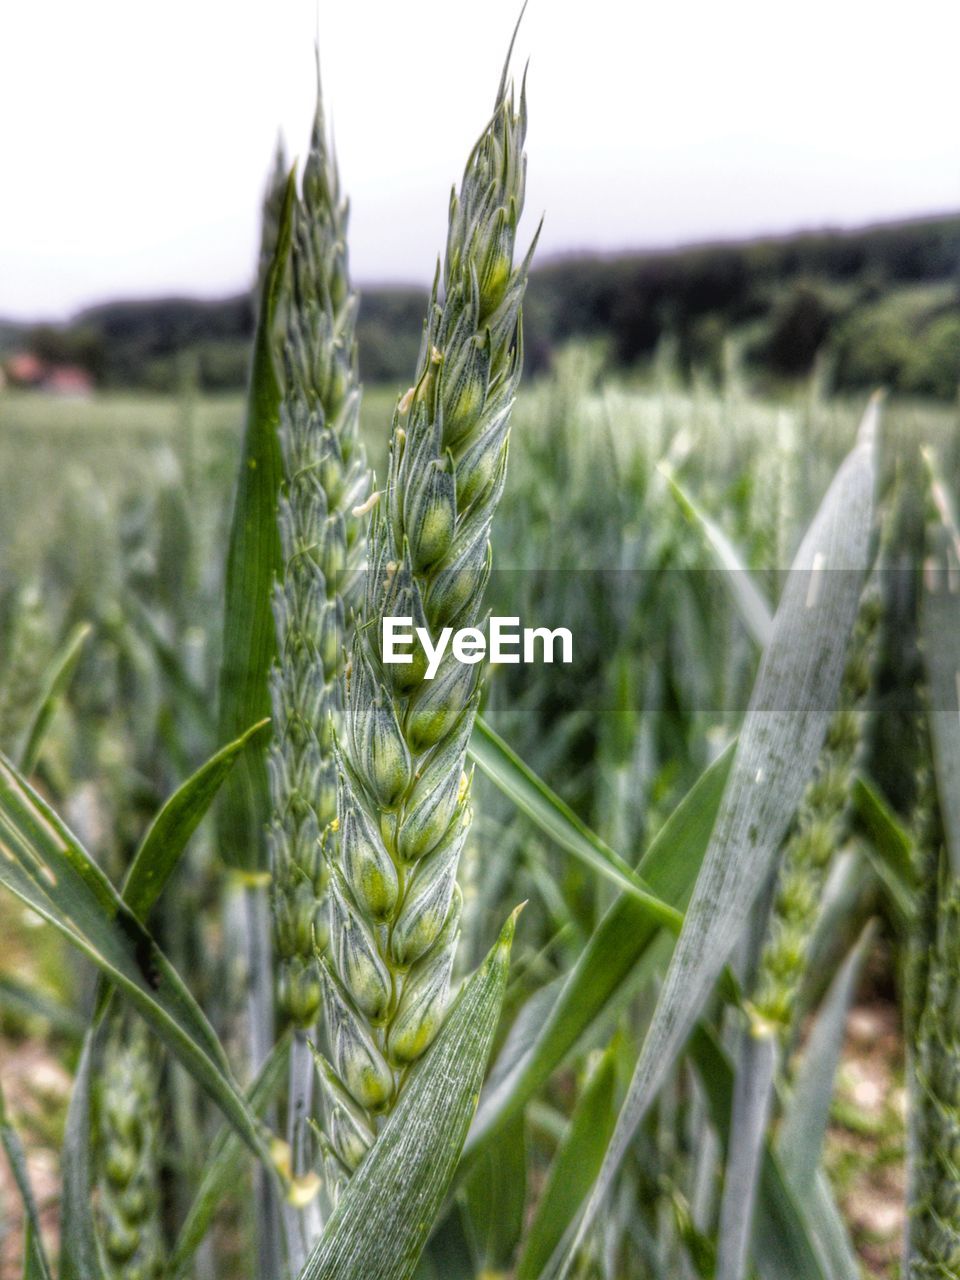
[0,362,956,1279]
[3,379,954,567]
[0,385,399,580]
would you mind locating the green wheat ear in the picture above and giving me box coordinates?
[95,1017,164,1279]
[909,857,960,1277]
[318,61,537,1193]
[752,588,880,1039]
[267,67,369,1029]
[905,722,960,1280]
[0,581,53,756]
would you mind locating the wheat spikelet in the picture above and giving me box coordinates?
[268,72,369,1029]
[257,137,289,299]
[316,62,536,1191]
[95,1018,164,1279]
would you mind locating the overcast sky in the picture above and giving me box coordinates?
[2,0,958,321]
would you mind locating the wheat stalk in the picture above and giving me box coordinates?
[265,67,370,1263]
[314,63,536,1195]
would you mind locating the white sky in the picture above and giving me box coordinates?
[2,0,958,320]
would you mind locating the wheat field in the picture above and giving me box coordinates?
[1,39,958,1280]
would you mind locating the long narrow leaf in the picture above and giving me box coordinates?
[717,851,874,1280]
[17,621,92,774]
[660,464,774,648]
[59,1039,105,1280]
[471,718,682,930]
[772,925,877,1280]
[852,774,916,916]
[689,1025,827,1280]
[802,1174,862,1280]
[415,1202,478,1280]
[0,972,85,1039]
[298,910,519,1280]
[217,169,295,874]
[125,595,215,733]
[923,537,960,877]
[0,1077,54,1280]
[467,744,733,1156]
[515,1047,618,1280]
[716,1031,779,1280]
[123,717,270,919]
[24,1222,51,1280]
[780,921,876,1190]
[555,408,876,1272]
[66,723,280,1269]
[464,1115,528,1273]
[62,724,273,1273]
[922,443,960,564]
[0,752,272,1164]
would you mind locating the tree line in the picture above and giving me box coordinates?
[3,211,958,398]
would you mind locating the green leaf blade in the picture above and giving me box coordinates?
[216,169,295,874]
[780,921,876,1193]
[59,1039,105,1280]
[467,744,733,1155]
[470,718,682,930]
[660,463,774,648]
[0,1077,55,1280]
[123,718,270,920]
[923,537,960,877]
[17,621,92,775]
[515,1047,618,1280]
[852,774,916,927]
[690,1025,828,1280]
[170,1033,292,1277]
[0,752,271,1166]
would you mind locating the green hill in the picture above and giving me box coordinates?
[4,211,958,397]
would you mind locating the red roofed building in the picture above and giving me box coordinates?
[43,365,94,397]
[5,352,46,386]
[3,353,94,397]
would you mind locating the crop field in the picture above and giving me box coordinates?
[1,42,959,1280]
[2,359,958,1280]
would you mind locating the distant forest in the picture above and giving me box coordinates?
[4,212,959,398]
